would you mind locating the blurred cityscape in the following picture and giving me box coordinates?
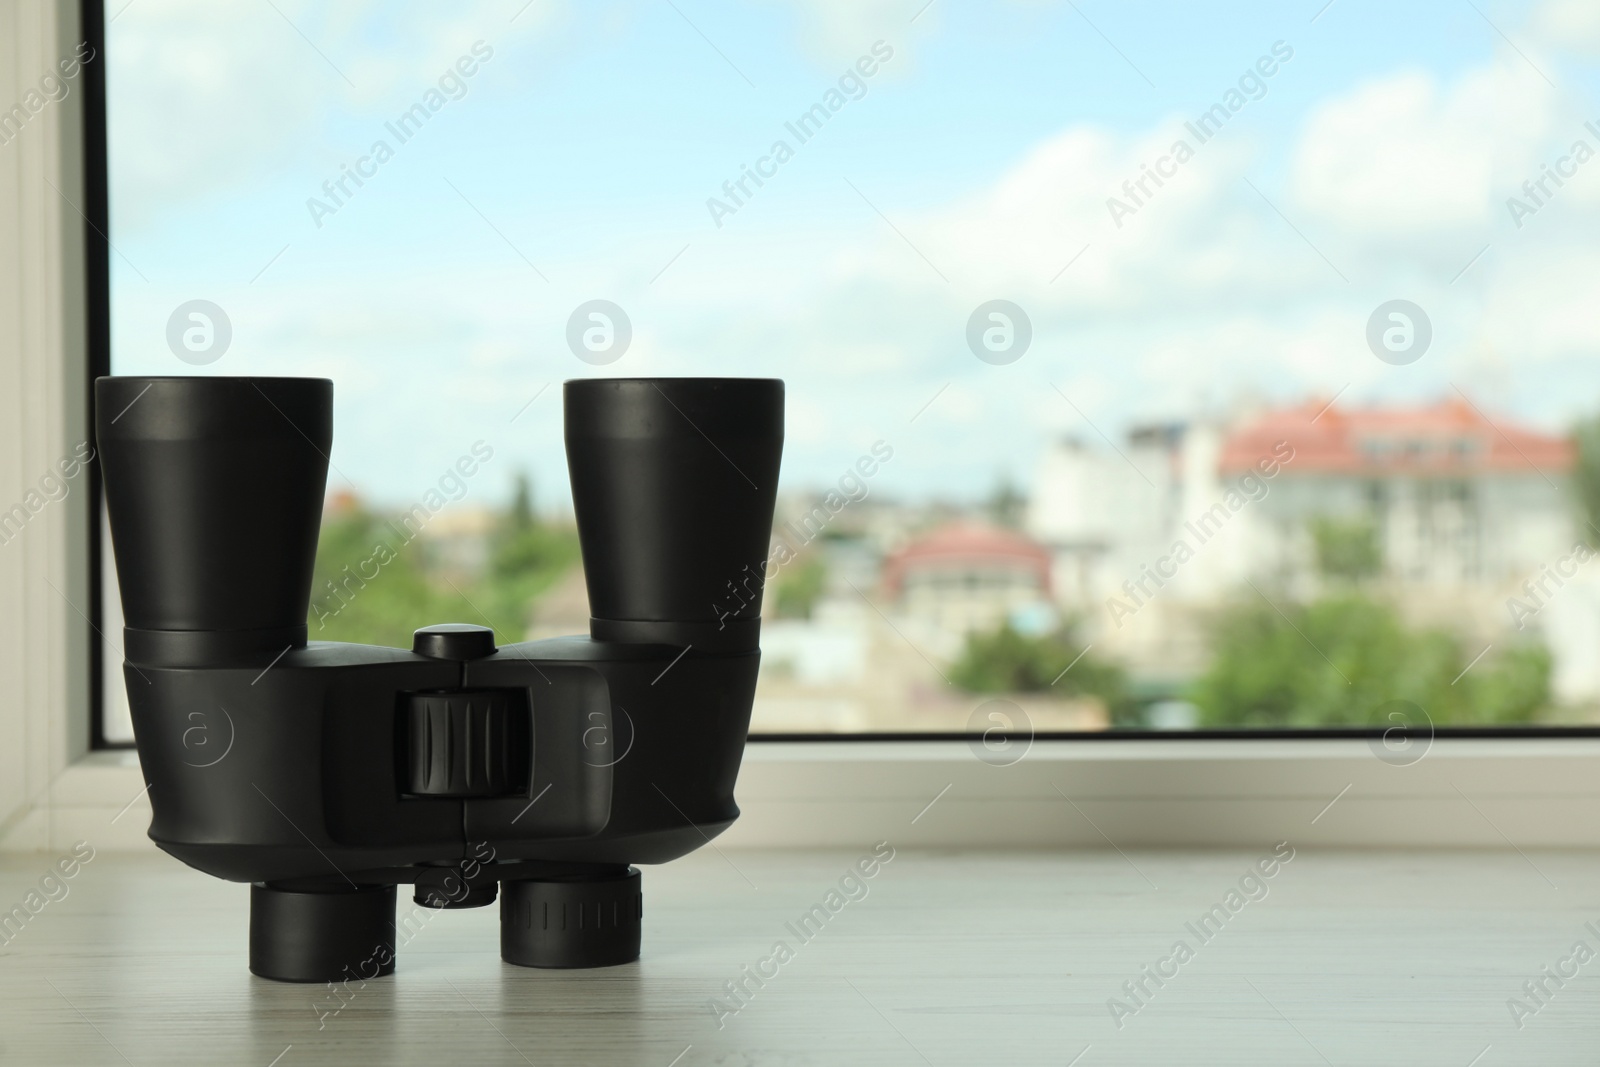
[310,391,1600,732]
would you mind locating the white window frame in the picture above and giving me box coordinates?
[5,0,1599,853]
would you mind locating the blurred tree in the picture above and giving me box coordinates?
[1189,593,1550,727]
[988,474,1026,529]
[950,620,1126,709]
[306,497,581,648]
[508,471,534,531]
[307,508,481,649]
[486,511,582,632]
[1572,415,1600,548]
[490,523,577,582]
[1310,517,1383,582]
[774,557,826,619]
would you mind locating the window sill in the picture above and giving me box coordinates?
[7,739,1600,852]
[723,737,1600,848]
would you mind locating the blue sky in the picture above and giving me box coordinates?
[106,0,1600,508]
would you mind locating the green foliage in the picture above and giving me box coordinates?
[307,510,471,649]
[307,501,580,649]
[774,557,826,619]
[1188,593,1550,727]
[508,471,535,531]
[950,621,1125,706]
[1573,416,1600,548]
[485,520,582,626]
[1310,516,1382,582]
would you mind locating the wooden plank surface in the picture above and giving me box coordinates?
[1,847,1596,1064]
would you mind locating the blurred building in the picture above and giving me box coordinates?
[1028,424,1195,607]
[882,521,1053,639]
[1223,397,1575,585]
[1032,397,1575,598]
[416,504,498,583]
[1027,394,1588,698]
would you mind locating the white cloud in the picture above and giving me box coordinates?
[1531,0,1600,56]
[1289,67,1552,236]
[107,0,559,231]
[1481,243,1600,361]
[763,0,928,68]
[107,15,1600,500]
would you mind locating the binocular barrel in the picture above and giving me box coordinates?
[566,378,783,653]
[96,375,783,666]
[96,377,332,667]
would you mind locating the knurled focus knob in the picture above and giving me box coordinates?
[501,869,642,968]
[401,690,529,798]
[412,623,497,661]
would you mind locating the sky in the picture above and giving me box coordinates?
[105,0,1600,510]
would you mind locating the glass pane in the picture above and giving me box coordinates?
[104,0,1600,735]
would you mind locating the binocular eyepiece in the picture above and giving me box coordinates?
[97,376,784,666]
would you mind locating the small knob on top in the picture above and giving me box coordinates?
[412,623,497,661]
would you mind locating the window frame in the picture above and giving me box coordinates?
[81,0,1600,755]
[82,0,111,752]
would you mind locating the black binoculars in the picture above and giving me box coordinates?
[95,376,783,982]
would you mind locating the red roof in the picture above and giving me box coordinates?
[1219,397,1573,476]
[325,489,361,516]
[883,522,1052,596]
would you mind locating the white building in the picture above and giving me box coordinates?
[1219,397,1576,587]
[1027,396,1586,695]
